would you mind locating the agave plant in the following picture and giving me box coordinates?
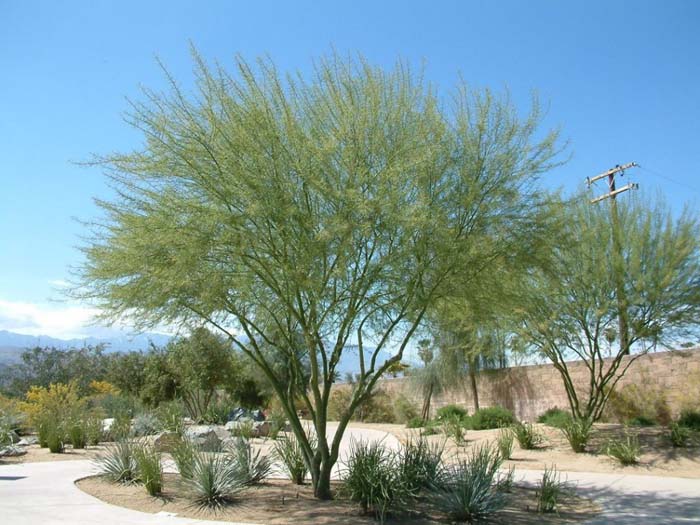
[95,440,139,483]
[187,451,246,509]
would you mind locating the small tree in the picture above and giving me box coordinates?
[518,195,700,422]
[75,52,561,498]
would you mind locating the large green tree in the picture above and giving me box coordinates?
[518,195,700,422]
[76,52,561,498]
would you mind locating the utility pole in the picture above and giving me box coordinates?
[587,162,639,355]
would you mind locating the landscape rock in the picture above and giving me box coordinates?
[184,425,221,451]
[102,418,114,433]
[228,407,266,422]
[150,431,181,453]
[0,446,27,457]
[17,436,39,447]
[225,419,271,438]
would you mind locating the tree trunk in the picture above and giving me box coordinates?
[314,460,334,499]
[468,362,480,412]
[421,383,434,421]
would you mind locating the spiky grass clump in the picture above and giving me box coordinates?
[84,416,104,446]
[605,432,640,465]
[187,452,246,509]
[435,443,508,522]
[96,440,139,483]
[342,439,409,524]
[537,466,570,513]
[397,435,446,493]
[172,437,198,480]
[442,415,465,445]
[669,422,691,448]
[561,419,592,453]
[68,421,87,449]
[496,429,514,460]
[510,422,543,450]
[133,442,163,495]
[45,420,65,454]
[273,433,313,485]
[227,437,272,485]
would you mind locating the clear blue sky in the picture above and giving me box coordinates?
[1,0,699,337]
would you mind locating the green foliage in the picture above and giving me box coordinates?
[274,433,313,485]
[678,409,700,431]
[171,438,198,479]
[230,419,254,440]
[45,419,65,453]
[406,417,425,429]
[436,443,508,522]
[605,432,641,465]
[187,451,246,509]
[68,420,87,449]
[131,412,162,437]
[472,406,514,430]
[393,394,419,424]
[107,412,132,442]
[267,410,287,440]
[84,416,104,446]
[537,407,572,429]
[627,415,656,427]
[442,416,466,445]
[155,400,185,433]
[605,379,670,426]
[397,435,446,492]
[496,429,514,460]
[561,419,593,453]
[96,440,139,483]
[342,439,410,524]
[669,422,692,448]
[510,422,543,450]
[436,405,468,422]
[133,442,163,496]
[537,466,570,513]
[226,437,272,485]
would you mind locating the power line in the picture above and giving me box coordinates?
[637,165,700,195]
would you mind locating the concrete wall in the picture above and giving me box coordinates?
[373,348,700,421]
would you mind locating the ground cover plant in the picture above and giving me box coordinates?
[471,407,515,430]
[605,432,641,465]
[537,408,573,429]
[537,466,570,513]
[510,422,544,450]
[560,418,593,453]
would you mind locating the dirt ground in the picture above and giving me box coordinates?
[351,422,700,479]
[0,443,107,463]
[77,473,599,524]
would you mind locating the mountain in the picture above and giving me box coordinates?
[0,330,172,354]
[334,344,402,378]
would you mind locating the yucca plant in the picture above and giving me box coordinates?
[274,433,313,485]
[496,429,514,460]
[537,466,570,513]
[435,443,508,522]
[605,432,640,465]
[561,418,592,453]
[510,422,543,450]
[397,435,446,493]
[96,440,139,483]
[172,437,198,480]
[227,437,272,485]
[342,439,409,524]
[133,442,163,495]
[187,451,246,509]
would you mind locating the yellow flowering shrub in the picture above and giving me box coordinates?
[88,380,120,396]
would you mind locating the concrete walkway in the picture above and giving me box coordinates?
[1,424,699,524]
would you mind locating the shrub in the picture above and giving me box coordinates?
[230,419,254,440]
[155,400,185,434]
[627,415,656,427]
[537,466,570,513]
[472,407,514,430]
[397,435,445,493]
[133,442,163,495]
[421,423,441,436]
[267,410,287,440]
[227,437,272,485]
[561,419,592,453]
[106,412,132,442]
[442,415,466,445]
[45,419,65,453]
[510,422,543,450]
[343,439,409,524]
[436,405,468,422]
[274,433,313,485]
[187,451,246,509]
[68,420,87,449]
[202,397,237,425]
[84,416,104,446]
[496,429,514,460]
[131,412,162,437]
[394,394,419,424]
[605,433,641,465]
[406,417,425,429]
[669,422,691,448]
[358,389,397,424]
[435,443,508,522]
[604,378,671,426]
[537,407,572,429]
[678,410,700,431]
[171,437,198,479]
[96,440,139,483]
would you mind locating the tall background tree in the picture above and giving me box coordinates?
[75,52,562,498]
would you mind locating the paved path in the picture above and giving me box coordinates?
[1,424,698,524]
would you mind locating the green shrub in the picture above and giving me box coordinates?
[84,416,104,446]
[133,442,163,495]
[627,415,656,427]
[172,437,198,479]
[267,410,287,440]
[342,439,409,524]
[436,405,468,422]
[187,451,246,509]
[155,401,185,434]
[537,408,572,429]
[472,407,515,430]
[107,412,132,441]
[406,417,424,429]
[68,421,87,449]
[227,437,272,485]
[45,419,65,453]
[96,440,139,483]
[537,466,570,513]
[678,410,700,431]
[274,433,314,485]
[561,419,592,453]
[605,433,640,465]
[397,435,445,493]
[442,415,466,445]
[394,394,419,424]
[604,379,671,425]
[496,429,514,460]
[421,423,441,436]
[669,422,691,448]
[230,419,254,440]
[359,389,397,424]
[435,443,508,522]
[510,422,543,450]
[203,398,237,425]
[131,412,162,437]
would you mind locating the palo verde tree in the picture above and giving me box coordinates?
[75,51,562,498]
[517,194,700,422]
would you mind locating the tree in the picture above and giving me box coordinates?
[412,338,443,421]
[517,195,700,422]
[75,52,561,498]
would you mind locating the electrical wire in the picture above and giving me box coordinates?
[637,165,700,195]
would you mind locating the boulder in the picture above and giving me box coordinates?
[151,431,181,453]
[102,418,114,433]
[16,436,38,447]
[0,446,26,457]
[184,425,221,451]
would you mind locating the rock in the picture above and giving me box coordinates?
[227,407,266,422]
[251,409,266,422]
[0,446,27,457]
[102,418,114,433]
[16,436,38,447]
[252,421,271,437]
[225,419,271,438]
[151,431,181,453]
[184,425,221,451]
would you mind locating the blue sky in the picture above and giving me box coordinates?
[1,0,699,338]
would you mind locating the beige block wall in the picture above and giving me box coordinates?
[372,348,700,421]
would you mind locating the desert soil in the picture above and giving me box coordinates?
[0,443,107,463]
[77,473,599,524]
[350,421,700,479]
